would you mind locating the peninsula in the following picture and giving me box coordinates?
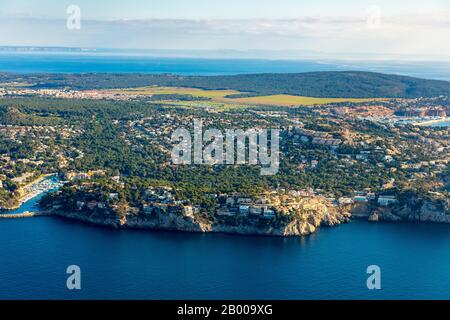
[0,71,448,237]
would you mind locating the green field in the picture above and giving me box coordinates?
[115,86,384,107]
[0,82,33,88]
[228,94,384,106]
[116,86,241,98]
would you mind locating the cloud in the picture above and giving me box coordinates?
[0,11,449,60]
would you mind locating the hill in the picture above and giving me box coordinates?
[1,71,450,98]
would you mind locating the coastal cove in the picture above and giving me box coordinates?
[0,54,449,301]
[1,193,450,299]
[0,175,62,212]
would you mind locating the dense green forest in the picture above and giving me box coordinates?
[2,71,450,98]
[0,92,447,216]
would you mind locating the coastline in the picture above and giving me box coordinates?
[1,174,60,211]
[27,204,352,237]
[2,203,449,238]
[414,117,450,126]
[2,186,448,237]
[48,208,450,236]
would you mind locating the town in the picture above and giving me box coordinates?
[0,79,448,235]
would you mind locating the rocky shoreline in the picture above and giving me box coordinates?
[367,201,450,223]
[10,198,450,238]
[34,193,449,237]
[349,198,450,224]
[48,203,351,237]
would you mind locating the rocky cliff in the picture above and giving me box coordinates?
[126,212,212,233]
[47,196,351,237]
[367,198,450,223]
[275,199,351,236]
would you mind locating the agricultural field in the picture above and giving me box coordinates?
[0,82,33,88]
[115,86,241,99]
[227,94,384,106]
[114,86,384,107]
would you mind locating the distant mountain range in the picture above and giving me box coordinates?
[2,71,450,98]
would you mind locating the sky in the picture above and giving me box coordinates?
[0,0,449,60]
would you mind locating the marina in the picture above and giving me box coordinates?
[19,175,63,204]
[0,175,63,213]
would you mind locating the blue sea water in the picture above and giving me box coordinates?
[0,52,450,80]
[4,176,61,215]
[0,54,449,300]
[0,53,343,75]
[0,194,450,300]
[428,121,450,127]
